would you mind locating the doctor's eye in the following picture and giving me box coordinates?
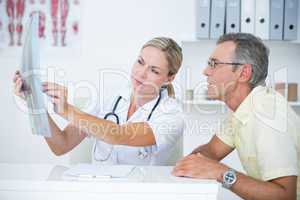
[137,59,144,65]
[151,67,159,75]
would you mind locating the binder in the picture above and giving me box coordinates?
[270,0,284,40]
[241,0,255,34]
[255,0,269,39]
[226,0,241,33]
[196,0,211,39]
[210,0,226,39]
[283,0,299,40]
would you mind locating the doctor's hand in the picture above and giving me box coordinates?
[42,82,69,118]
[13,70,26,100]
[172,153,228,180]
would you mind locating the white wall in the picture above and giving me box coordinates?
[1,1,299,200]
[0,0,196,164]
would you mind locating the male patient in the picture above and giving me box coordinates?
[173,33,300,200]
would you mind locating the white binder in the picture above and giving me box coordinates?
[270,0,284,40]
[210,0,226,39]
[196,0,211,39]
[241,0,255,34]
[283,0,299,40]
[226,0,241,33]
[255,0,269,39]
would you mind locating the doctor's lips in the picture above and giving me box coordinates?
[132,76,144,85]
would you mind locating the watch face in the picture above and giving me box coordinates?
[224,171,236,184]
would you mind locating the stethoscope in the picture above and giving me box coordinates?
[93,89,163,162]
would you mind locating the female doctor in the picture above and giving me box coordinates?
[13,37,184,165]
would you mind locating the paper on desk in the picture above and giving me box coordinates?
[63,164,136,180]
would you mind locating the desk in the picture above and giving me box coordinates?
[0,163,219,200]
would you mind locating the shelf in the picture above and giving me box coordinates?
[181,39,216,42]
[184,100,300,107]
[181,39,300,44]
[184,100,225,106]
[289,102,300,106]
[291,40,300,44]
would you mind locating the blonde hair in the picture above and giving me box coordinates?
[142,37,183,98]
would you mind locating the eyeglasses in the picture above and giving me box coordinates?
[207,58,245,70]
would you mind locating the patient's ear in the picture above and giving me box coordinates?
[238,64,252,83]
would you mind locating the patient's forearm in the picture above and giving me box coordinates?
[191,144,215,158]
[228,173,296,200]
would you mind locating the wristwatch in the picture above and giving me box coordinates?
[222,168,237,189]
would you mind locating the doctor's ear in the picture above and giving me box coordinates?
[167,74,175,83]
[162,74,175,88]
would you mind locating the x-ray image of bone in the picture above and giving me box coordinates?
[6,0,26,46]
[51,0,69,46]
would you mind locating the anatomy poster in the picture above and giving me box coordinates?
[0,0,81,50]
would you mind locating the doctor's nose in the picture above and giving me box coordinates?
[138,65,148,79]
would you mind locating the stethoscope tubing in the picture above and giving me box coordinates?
[93,90,162,162]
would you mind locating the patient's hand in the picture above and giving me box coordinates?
[172,153,228,180]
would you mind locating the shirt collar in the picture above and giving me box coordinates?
[233,85,267,125]
[118,86,168,112]
[140,88,168,112]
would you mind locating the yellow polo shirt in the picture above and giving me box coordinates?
[217,86,300,199]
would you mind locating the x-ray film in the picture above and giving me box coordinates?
[21,12,51,138]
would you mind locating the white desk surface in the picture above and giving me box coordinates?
[0,163,219,200]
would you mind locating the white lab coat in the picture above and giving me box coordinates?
[91,87,184,166]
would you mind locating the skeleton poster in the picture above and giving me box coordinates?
[0,0,81,50]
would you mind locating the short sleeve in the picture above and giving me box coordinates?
[147,98,184,155]
[216,114,237,148]
[254,119,298,181]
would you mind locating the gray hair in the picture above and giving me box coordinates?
[217,33,269,88]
